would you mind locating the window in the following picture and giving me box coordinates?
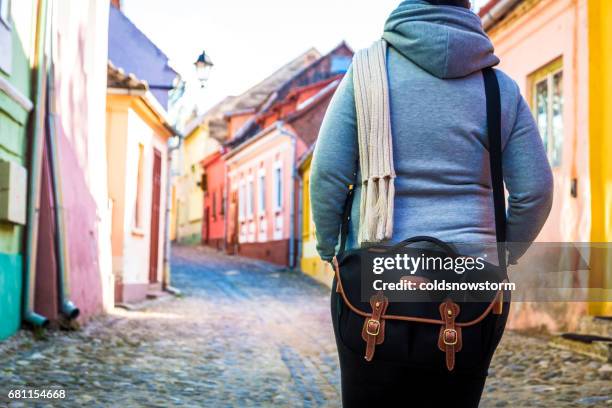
[530,59,563,167]
[0,0,9,26]
[212,190,217,221]
[238,181,245,221]
[246,177,254,219]
[200,173,207,192]
[273,163,283,210]
[220,193,225,216]
[134,144,145,229]
[0,0,11,74]
[258,170,265,215]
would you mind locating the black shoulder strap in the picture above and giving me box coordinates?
[336,68,507,265]
[483,67,507,268]
[483,68,506,243]
[337,185,354,259]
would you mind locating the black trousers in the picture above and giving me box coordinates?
[335,339,487,407]
[332,292,488,408]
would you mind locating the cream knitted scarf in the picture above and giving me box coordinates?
[353,39,396,244]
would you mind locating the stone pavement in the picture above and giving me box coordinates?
[0,245,610,407]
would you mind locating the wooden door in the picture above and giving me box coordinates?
[226,191,238,255]
[204,206,210,244]
[149,149,162,283]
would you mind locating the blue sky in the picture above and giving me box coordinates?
[123,0,489,111]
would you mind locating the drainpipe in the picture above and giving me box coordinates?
[46,26,79,320]
[163,136,181,295]
[222,158,228,252]
[296,173,303,270]
[22,0,50,328]
[480,0,522,31]
[222,150,230,253]
[276,122,298,269]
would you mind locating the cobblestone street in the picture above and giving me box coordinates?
[0,246,610,407]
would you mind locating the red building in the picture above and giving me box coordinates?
[199,48,322,251]
[200,42,353,265]
[223,78,341,266]
[201,151,226,250]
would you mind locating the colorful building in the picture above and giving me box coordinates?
[34,0,114,323]
[1,0,114,339]
[173,98,235,245]
[480,0,612,328]
[298,148,335,286]
[199,48,322,252]
[0,0,36,340]
[201,150,226,250]
[224,73,348,267]
[226,43,352,148]
[216,44,352,266]
[173,122,208,245]
[587,0,612,317]
[482,0,590,244]
[106,4,177,304]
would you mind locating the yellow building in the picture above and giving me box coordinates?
[172,116,221,245]
[299,151,334,287]
[106,63,173,303]
[588,0,612,316]
[479,0,612,329]
[171,97,239,245]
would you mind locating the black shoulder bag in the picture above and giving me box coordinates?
[331,67,510,374]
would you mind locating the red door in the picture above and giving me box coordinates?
[226,191,238,255]
[204,207,210,244]
[149,149,162,283]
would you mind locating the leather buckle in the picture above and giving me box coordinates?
[366,319,380,336]
[443,329,458,345]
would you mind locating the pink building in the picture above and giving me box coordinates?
[482,0,590,244]
[480,0,592,330]
[198,47,323,252]
[106,66,173,304]
[224,79,341,266]
[34,0,114,324]
[219,43,352,266]
[105,4,178,304]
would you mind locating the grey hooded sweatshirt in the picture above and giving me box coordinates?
[310,0,553,262]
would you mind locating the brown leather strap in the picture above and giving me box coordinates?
[493,290,504,315]
[332,257,343,294]
[361,293,388,361]
[437,299,463,371]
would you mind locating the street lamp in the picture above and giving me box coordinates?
[194,50,214,88]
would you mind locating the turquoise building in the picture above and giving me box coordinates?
[0,0,36,340]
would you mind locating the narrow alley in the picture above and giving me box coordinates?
[0,246,610,407]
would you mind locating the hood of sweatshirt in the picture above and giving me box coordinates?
[382,0,499,79]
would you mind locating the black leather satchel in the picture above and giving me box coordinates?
[331,67,511,374]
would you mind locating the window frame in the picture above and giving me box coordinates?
[238,179,246,222]
[273,162,283,212]
[212,190,217,221]
[220,191,225,216]
[528,57,564,168]
[246,175,254,220]
[257,168,266,216]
